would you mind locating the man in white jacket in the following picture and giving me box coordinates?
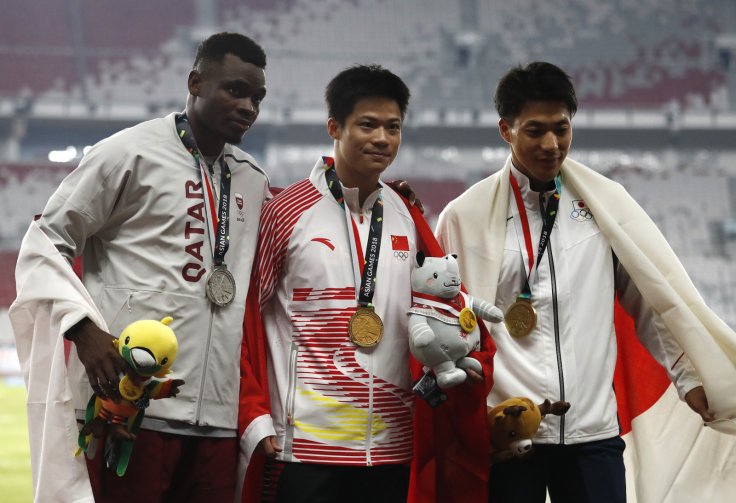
[436,62,735,503]
[11,32,270,502]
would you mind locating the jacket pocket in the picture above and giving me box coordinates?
[285,342,298,425]
[283,342,299,456]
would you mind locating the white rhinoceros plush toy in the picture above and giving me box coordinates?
[408,252,503,389]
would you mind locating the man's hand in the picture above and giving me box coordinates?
[464,368,484,384]
[386,179,424,214]
[259,436,283,458]
[66,318,128,399]
[684,386,716,423]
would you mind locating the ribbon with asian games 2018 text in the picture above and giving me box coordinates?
[323,157,385,347]
[176,113,236,306]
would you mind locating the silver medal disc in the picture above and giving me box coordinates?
[206,266,236,307]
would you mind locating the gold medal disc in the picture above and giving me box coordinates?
[349,307,384,347]
[118,375,144,401]
[459,307,477,333]
[504,300,537,338]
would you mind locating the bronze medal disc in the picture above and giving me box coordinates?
[504,300,537,338]
[206,266,236,307]
[459,307,477,333]
[349,307,384,347]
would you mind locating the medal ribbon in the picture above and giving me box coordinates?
[411,291,468,318]
[323,158,383,308]
[509,171,562,300]
[176,113,232,267]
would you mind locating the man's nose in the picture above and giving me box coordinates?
[540,131,559,150]
[372,127,389,144]
[238,97,257,114]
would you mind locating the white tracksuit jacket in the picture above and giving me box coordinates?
[449,164,700,445]
[33,112,269,431]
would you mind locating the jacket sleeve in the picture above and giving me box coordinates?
[236,201,285,503]
[37,141,131,263]
[616,261,702,399]
[236,272,276,503]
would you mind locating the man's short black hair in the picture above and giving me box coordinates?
[193,32,266,70]
[494,62,577,122]
[325,64,410,125]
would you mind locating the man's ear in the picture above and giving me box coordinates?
[188,70,202,97]
[499,118,512,144]
[327,117,342,141]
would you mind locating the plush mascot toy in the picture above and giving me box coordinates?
[76,316,183,476]
[487,397,571,462]
[408,252,504,389]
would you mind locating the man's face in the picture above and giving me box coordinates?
[328,96,402,182]
[188,53,267,151]
[499,101,573,185]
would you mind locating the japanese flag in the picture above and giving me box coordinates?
[614,304,736,503]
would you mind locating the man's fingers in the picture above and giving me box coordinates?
[270,437,284,454]
[465,369,484,383]
[260,436,283,458]
[98,377,117,399]
[685,386,715,423]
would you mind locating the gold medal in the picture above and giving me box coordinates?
[504,299,537,338]
[459,307,477,333]
[118,375,144,401]
[349,307,384,347]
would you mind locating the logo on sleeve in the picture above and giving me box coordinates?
[311,237,335,250]
[391,235,409,261]
[570,200,593,222]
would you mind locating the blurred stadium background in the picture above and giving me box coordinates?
[1,0,735,499]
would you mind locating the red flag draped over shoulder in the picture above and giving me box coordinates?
[405,203,496,503]
[238,275,271,503]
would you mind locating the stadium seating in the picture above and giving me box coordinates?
[0,0,728,112]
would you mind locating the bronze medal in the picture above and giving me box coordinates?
[206,265,236,307]
[349,307,384,347]
[504,299,537,338]
[459,307,477,333]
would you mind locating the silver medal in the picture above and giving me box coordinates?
[206,265,236,306]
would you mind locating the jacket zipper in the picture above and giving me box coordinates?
[365,353,374,466]
[541,191,565,444]
[195,305,216,424]
[548,244,565,444]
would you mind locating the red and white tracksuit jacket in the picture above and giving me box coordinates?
[238,157,496,503]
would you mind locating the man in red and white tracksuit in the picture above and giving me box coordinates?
[238,65,494,503]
